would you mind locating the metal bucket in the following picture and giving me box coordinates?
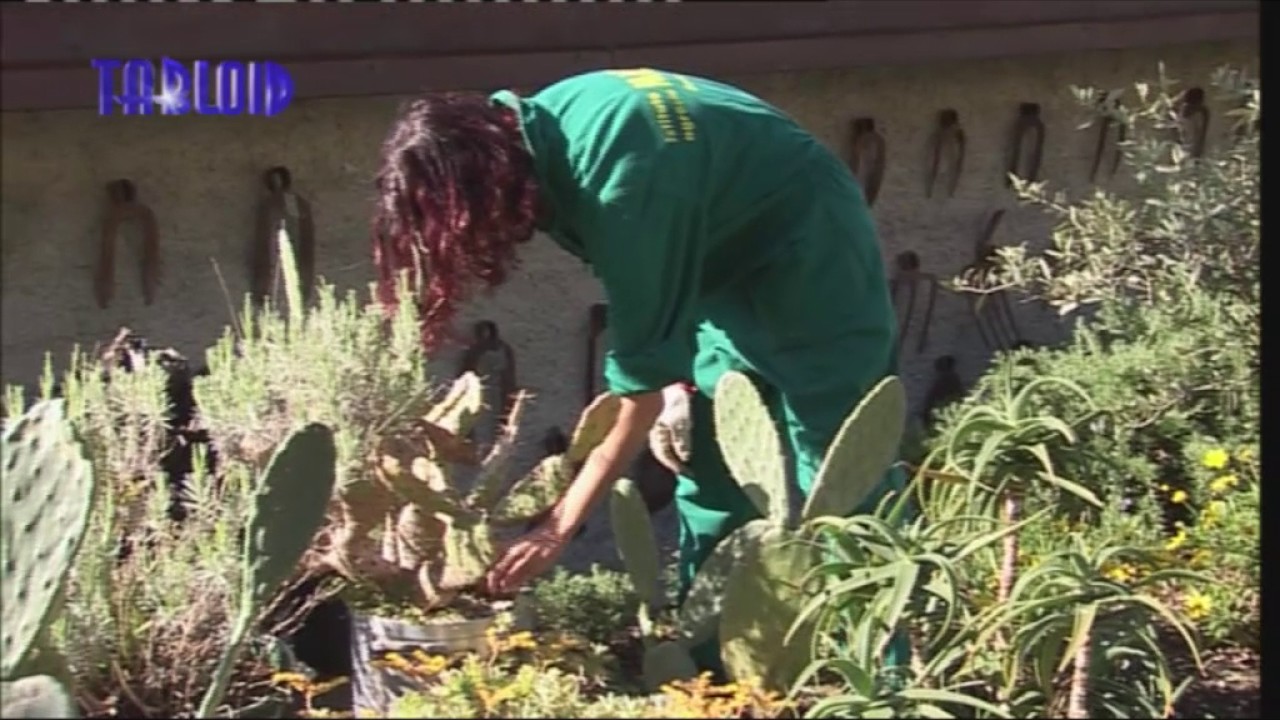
[349,595,534,716]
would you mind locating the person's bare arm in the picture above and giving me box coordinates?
[544,390,663,538]
[484,390,664,594]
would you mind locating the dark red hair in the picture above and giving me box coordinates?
[372,93,540,349]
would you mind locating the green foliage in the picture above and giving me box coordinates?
[612,372,908,692]
[935,64,1259,650]
[531,566,639,645]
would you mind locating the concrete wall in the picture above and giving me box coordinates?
[0,40,1256,570]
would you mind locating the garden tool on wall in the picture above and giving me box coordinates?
[926,109,965,198]
[848,117,886,207]
[252,165,316,304]
[1005,102,1045,187]
[585,302,608,406]
[961,210,1021,351]
[889,250,938,356]
[922,355,965,427]
[1089,92,1127,183]
[96,179,160,309]
[1178,87,1210,159]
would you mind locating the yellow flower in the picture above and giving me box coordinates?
[1189,549,1212,567]
[1158,483,1171,492]
[1170,489,1189,504]
[1236,447,1255,463]
[1183,591,1212,621]
[1209,474,1239,494]
[1105,563,1137,583]
[1164,529,1188,551]
[1202,448,1230,470]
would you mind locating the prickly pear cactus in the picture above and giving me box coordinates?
[713,372,790,523]
[610,478,661,608]
[800,376,907,522]
[677,519,771,647]
[199,422,340,718]
[718,525,823,692]
[1,675,78,718]
[244,423,338,607]
[323,376,620,613]
[642,640,700,693]
[0,400,95,680]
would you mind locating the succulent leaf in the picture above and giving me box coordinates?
[800,376,907,522]
[713,371,790,523]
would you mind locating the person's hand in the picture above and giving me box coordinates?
[483,522,573,596]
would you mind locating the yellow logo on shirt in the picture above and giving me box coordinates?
[608,69,699,144]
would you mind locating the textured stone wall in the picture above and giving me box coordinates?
[0,40,1255,571]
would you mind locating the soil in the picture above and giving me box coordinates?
[1171,642,1260,719]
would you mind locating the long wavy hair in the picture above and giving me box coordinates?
[371,93,540,349]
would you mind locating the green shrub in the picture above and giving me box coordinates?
[935,64,1259,647]
[531,566,639,645]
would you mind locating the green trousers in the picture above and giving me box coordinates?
[669,177,907,680]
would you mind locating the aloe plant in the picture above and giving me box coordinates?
[611,372,909,692]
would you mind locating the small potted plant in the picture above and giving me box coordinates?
[306,372,619,715]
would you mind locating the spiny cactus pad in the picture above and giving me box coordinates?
[719,526,823,692]
[800,376,907,523]
[467,390,530,512]
[678,519,771,647]
[642,640,699,692]
[424,372,485,436]
[610,478,661,607]
[489,455,573,525]
[1,400,95,680]
[713,372,789,523]
[567,393,621,465]
[244,423,338,608]
[437,519,495,592]
[1,675,78,718]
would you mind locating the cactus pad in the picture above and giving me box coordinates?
[489,455,572,525]
[800,376,906,522]
[1,675,78,718]
[610,478,661,607]
[467,391,530,512]
[678,519,771,647]
[424,372,485,436]
[642,640,699,692]
[713,372,789,523]
[1,400,95,679]
[567,393,621,465]
[244,423,338,608]
[436,519,495,594]
[719,526,823,691]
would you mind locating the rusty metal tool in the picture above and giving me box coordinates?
[889,250,938,356]
[926,109,965,198]
[962,209,1021,351]
[1089,94,1127,183]
[1179,87,1210,159]
[848,117,886,207]
[96,179,160,309]
[1006,102,1045,187]
[252,165,316,304]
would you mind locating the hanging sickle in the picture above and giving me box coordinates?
[962,210,1021,351]
[1179,87,1210,159]
[926,109,965,198]
[585,303,608,406]
[96,179,161,309]
[848,117,886,207]
[889,250,938,356]
[1089,93,1127,183]
[252,165,316,305]
[1006,102,1045,187]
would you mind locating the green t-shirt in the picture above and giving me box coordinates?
[492,68,849,396]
